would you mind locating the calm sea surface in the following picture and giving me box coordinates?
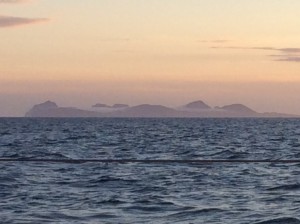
[1,118,300,224]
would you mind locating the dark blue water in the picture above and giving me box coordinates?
[1,118,300,223]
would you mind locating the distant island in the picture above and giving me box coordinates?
[25,100,298,118]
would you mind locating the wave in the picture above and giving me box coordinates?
[89,176,139,184]
[208,149,250,159]
[267,184,300,191]
[168,207,225,218]
[123,205,164,212]
[254,217,300,224]
[33,212,117,221]
[0,131,11,136]
[97,199,126,205]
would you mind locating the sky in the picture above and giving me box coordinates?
[1,0,300,116]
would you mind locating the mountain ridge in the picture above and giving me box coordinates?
[25,100,299,118]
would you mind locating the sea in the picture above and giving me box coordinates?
[1,118,300,224]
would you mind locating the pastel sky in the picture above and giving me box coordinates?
[1,0,300,116]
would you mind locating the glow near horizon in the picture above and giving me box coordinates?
[1,0,300,116]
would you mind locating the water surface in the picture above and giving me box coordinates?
[1,118,300,223]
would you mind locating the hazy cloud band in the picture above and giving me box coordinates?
[199,39,230,43]
[0,0,30,3]
[0,15,48,27]
[212,46,300,63]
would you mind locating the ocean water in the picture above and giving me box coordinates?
[1,118,300,224]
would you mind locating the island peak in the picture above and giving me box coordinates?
[184,100,211,109]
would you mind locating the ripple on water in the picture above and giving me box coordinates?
[267,184,300,191]
[254,217,300,224]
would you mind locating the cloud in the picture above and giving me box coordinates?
[275,56,300,62]
[212,46,300,63]
[0,0,30,3]
[0,0,48,28]
[212,46,276,51]
[279,48,300,54]
[0,15,48,28]
[242,47,300,54]
[99,38,130,42]
[199,39,230,43]
[212,46,300,53]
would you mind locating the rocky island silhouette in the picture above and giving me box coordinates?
[25,100,298,118]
